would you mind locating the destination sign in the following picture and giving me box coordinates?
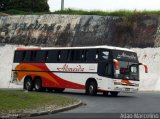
[113,50,138,62]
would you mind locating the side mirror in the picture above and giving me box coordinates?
[139,63,148,73]
[143,64,148,73]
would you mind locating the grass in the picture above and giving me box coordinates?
[53,9,160,16]
[53,9,136,16]
[2,8,160,16]
[0,90,77,114]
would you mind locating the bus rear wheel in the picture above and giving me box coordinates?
[54,88,65,93]
[86,81,97,96]
[110,91,119,97]
[34,78,42,92]
[24,78,33,91]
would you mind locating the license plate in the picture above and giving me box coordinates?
[125,88,130,91]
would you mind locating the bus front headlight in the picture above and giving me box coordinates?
[114,82,121,85]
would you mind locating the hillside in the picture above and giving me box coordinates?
[0,13,160,90]
[0,14,160,47]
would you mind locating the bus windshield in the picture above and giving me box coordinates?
[112,50,139,81]
[114,61,139,81]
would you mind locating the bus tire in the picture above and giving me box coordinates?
[86,81,97,96]
[54,88,65,93]
[34,77,42,92]
[110,91,119,97]
[24,77,33,91]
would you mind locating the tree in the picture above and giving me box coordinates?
[32,0,50,12]
[0,0,50,12]
[0,0,10,11]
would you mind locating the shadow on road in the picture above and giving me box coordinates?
[52,90,137,99]
[8,88,137,98]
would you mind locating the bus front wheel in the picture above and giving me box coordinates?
[86,81,97,96]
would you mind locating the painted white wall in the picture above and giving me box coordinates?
[133,48,160,91]
[0,45,22,88]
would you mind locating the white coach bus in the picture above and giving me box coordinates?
[12,46,148,96]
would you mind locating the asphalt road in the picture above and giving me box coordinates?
[29,90,160,119]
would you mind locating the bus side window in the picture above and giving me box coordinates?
[30,51,37,62]
[99,50,110,61]
[69,50,83,62]
[14,51,24,63]
[46,50,59,63]
[36,51,46,63]
[86,49,97,62]
[81,50,86,62]
[60,50,69,62]
[23,51,31,62]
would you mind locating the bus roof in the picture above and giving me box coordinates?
[16,45,134,52]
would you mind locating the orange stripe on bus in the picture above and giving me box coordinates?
[16,64,59,85]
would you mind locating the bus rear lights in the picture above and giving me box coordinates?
[13,72,17,80]
[11,71,18,83]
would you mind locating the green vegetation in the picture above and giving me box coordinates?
[0,90,77,114]
[3,9,34,15]
[0,0,160,16]
[0,0,49,14]
[1,8,160,16]
[53,9,160,16]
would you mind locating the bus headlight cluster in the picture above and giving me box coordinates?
[135,84,139,87]
[114,82,121,85]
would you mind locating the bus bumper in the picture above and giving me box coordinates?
[113,86,139,93]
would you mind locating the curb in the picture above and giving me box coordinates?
[19,100,82,118]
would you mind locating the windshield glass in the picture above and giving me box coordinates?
[114,61,139,81]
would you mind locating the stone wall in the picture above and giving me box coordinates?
[0,14,160,47]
